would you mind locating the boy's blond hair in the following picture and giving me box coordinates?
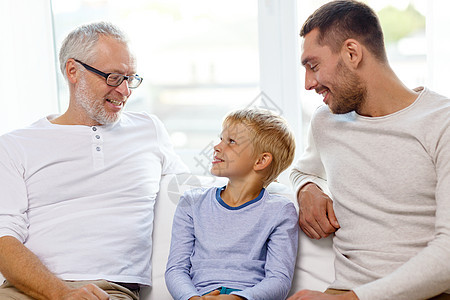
[223,108,295,187]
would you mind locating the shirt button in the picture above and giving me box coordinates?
[92,127,97,131]
[96,147,101,151]
[95,135,100,139]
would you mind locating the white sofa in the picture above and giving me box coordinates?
[0,174,335,299]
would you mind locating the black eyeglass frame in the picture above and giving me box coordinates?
[73,59,143,89]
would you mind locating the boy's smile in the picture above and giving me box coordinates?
[212,156,224,164]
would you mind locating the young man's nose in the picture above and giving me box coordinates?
[305,72,318,90]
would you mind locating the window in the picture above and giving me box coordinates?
[3,0,450,181]
[51,0,261,176]
[0,1,58,135]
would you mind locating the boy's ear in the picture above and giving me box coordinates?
[254,153,273,171]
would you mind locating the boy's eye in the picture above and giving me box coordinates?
[311,64,318,72]
[229,139,236,144]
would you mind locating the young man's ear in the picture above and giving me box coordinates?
[254,153,273,171]
[341,38,363,69]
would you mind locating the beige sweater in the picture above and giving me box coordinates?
[291,87,450,300]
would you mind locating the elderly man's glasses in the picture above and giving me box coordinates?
[74,59,143,89]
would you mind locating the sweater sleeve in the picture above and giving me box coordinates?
[290,119,329,195]
[353,120,450,300]
[165,192,200,300]
[232,202,299,300]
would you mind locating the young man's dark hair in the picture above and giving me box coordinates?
[300,0,387,62]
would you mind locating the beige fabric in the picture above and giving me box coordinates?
[0,279,139,300]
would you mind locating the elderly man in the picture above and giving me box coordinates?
[0,22,188,299]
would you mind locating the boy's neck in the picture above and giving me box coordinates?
[221,179,265,207]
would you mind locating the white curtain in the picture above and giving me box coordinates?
[0,0,58,135]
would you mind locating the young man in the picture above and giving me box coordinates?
[165,108,298,300]
[0,22,188,299]
[289,1,450,300]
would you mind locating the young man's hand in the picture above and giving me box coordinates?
[298,183,340,239]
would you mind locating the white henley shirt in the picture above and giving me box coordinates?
[0,111,189,286]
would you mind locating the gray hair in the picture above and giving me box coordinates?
[59,21,129,79]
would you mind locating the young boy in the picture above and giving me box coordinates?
[165,108,298,300]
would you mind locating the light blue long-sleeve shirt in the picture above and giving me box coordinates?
[165,186,298,300]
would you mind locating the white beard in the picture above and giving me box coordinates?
[75,76,122,125]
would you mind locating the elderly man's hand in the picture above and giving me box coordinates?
[61,284,110,300]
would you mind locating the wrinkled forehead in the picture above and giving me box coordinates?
[94,36,137,73]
